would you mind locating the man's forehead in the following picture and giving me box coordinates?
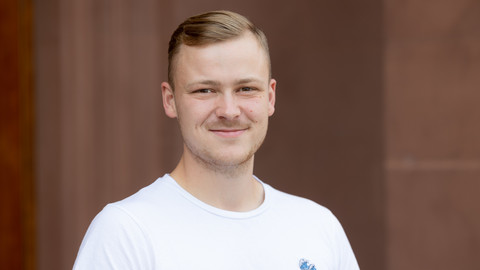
[185,77,267,88]
[170,33,271,86]
[177,32,265,58]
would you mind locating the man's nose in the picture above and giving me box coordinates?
[215,93,240,119]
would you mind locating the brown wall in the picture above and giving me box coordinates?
[28,0,480,270]
[385,1,480,269]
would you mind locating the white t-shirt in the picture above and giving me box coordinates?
[74,174,359,270]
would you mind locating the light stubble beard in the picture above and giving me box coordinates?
[183,127,268,178]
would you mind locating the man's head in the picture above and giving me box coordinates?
[167,10,271,89]
[162,10,276,171]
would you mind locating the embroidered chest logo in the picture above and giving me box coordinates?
[299,258,317,270]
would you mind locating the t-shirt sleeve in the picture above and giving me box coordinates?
[73,204,155,270]
[329,213,360,270]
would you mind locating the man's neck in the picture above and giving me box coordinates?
[169,152,264,212]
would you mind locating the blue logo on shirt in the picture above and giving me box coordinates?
[299,258,317,270]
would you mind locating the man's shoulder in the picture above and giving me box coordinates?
[105,174,178,219]
[265,183,334,218]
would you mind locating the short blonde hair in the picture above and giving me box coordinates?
[167,10,271,88]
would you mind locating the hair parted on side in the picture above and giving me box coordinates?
[167,10,271,88]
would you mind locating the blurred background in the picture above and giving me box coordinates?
[1,0,480,269]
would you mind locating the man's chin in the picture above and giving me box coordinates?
[184,143,257,171]
[201,153,254,170]
[210,156,251,167]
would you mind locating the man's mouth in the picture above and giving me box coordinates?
[209,128,248,138]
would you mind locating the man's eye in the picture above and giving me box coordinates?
[194,89,213,94]
[239,87,253,92]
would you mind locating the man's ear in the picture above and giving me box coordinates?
[268,78,276,116]
[161,82,177,118]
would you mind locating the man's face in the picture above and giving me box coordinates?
[162,32,276,169]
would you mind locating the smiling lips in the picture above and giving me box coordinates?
[210,128,247,138]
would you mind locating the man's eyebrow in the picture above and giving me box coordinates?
[185,78,264,88]
[185,80,220,88]
[234,77,264,85]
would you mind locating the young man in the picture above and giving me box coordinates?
[74,11,359,269]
